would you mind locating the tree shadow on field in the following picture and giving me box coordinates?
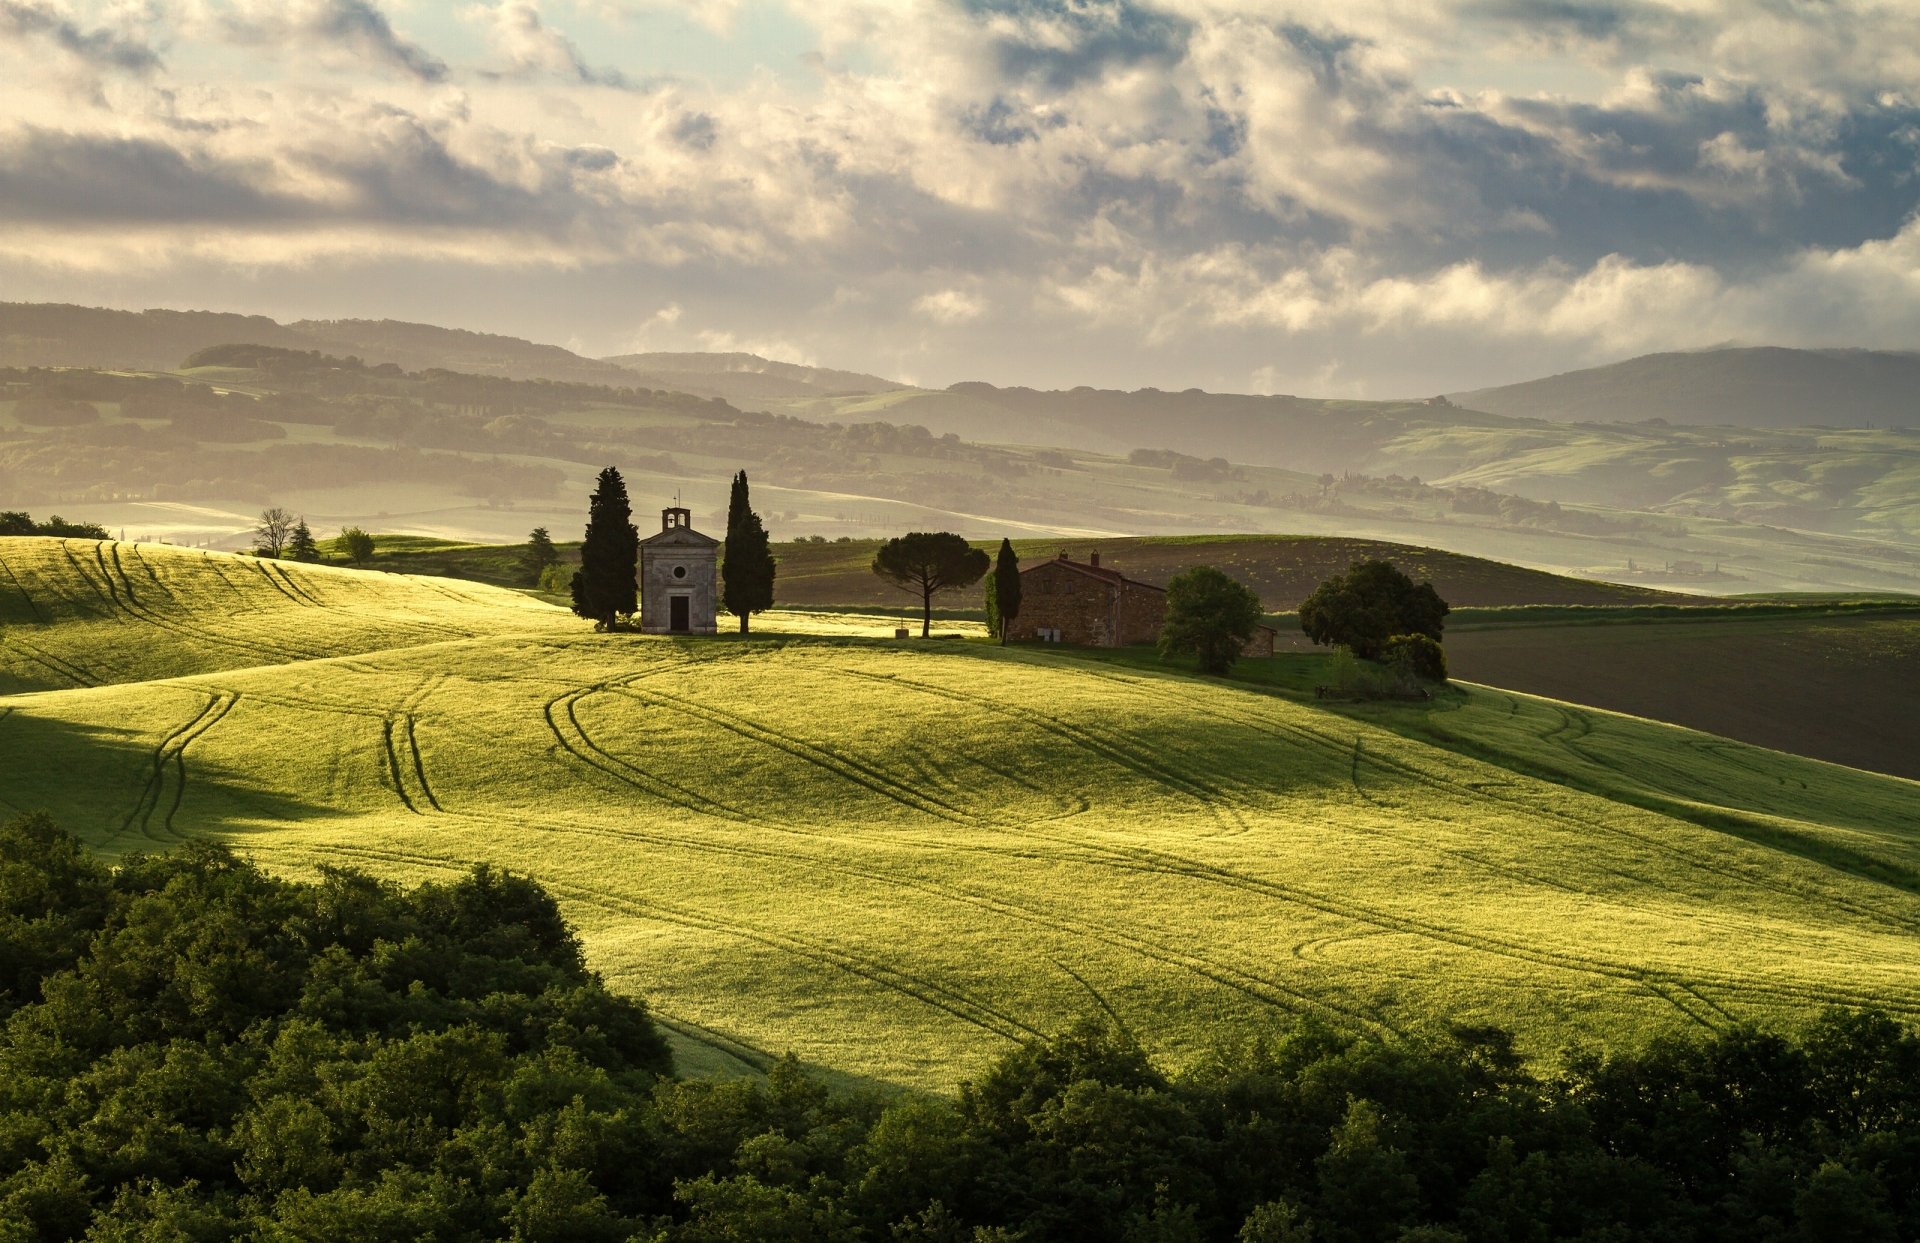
[0,706,344,862]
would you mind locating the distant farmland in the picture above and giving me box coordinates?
[1445,609,1920,781]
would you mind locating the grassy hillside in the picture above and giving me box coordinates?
[0,538,565,693]
[2,539,1917,1093]
[1453,346,1920,428]
[771,534,1698,610]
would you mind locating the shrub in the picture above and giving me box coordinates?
[1383,633,1448,683]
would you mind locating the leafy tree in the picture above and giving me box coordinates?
[1159,565,1263,675]
[338,526,375,566]
[0,510,33,535]
[522,526,560,584]
[252,507,296,558]
[285,518,320,563]
[1299,561,1449,661]
[871,532,990,638]
[721,471,777,635]
[989,538,1021,645]
[1382,633,1447,684]
[570,466,639,630]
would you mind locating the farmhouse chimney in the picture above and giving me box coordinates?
[1089,552,1101,568]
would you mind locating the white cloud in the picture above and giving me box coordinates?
[5,0,1920,394]
[913,288,987,324]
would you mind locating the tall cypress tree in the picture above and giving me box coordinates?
[721,470,776,635]
[570,467,638,630]
[992,538,1021,644]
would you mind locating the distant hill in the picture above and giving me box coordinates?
[0,303,307,370]
[286,319,642,386]
[768,534,1695,610]
[849,383,1527,467]
[1452,347,1920,429]
[601,351,902,404]
[0,302,640,386]
[0,301,905,406]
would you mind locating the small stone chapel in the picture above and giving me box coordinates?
[637,506,718,634]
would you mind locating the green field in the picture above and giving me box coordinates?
[4,538,1919,1092]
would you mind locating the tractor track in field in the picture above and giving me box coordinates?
[1415,709,1920,935]
[831,666,1251,836]
[614,682,981,827]
[515,813,1404,1038]
[539,665,766,824]
[56,543,119,617]
[248,559,309,606]
[1072,665,1920,937]
[4,636,98,687]
[268,562,324,607]
[96,542,305,665]
[112,690,239,846]
[296,839,1045,1044]
[0,551,45,621]
[1045,830,1920,1023]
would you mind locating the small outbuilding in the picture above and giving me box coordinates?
[638,507,718,634]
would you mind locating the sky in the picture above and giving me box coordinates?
[3,0,1919,397]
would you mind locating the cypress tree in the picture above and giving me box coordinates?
[721,470,776,635]
[286,519,320,563]
[992,538,1021,644]
[570,467,638,630]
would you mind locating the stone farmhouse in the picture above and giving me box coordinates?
[637,506,717,634]
[1017,552,1276,657]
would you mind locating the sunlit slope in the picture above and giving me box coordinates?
[0,538,571,692]
[4,635,1917,1091]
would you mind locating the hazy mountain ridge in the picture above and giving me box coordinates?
[601,351,902,400]
[1451,347,1920,428]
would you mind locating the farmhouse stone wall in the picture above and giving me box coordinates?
[1018,552,1275,657]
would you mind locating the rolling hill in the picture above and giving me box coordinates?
[4,537,1917,1092]
[600,351,903,404]
[768,534,1699,611]
[1452,347,1920,429]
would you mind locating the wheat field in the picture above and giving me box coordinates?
[3,538,1917,1090]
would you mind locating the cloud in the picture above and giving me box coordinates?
[7,0,1920,395]
[219,0,448,82]
[471,0,633,87]
[914,288,988,323]
[0,0,161,73]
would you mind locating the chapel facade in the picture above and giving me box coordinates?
[637,507,718,634]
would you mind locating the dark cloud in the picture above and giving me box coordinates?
[0,0,161,73]
[222,0,447,82]
[671,111,718,151]
[0,119,618,239]
[960,0,1191,88]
